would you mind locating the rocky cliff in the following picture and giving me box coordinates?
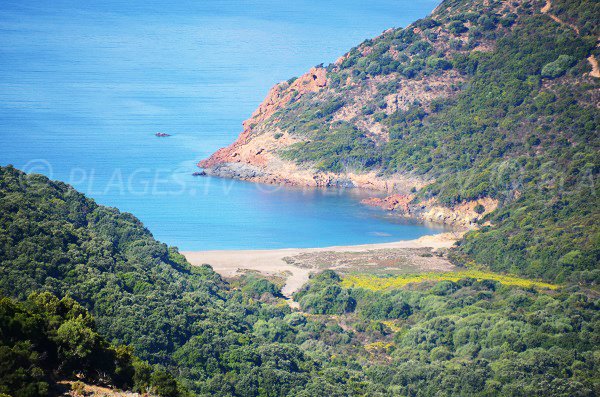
[198,0,599,247]
[197,66,419,191]
[361,195,499,227]
[198,0,475,193]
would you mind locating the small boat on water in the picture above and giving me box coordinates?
[192,171,207,176]
[155,132,171,137]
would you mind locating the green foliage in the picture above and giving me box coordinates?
[0,166,228,365]
[282,121,382,172]
[541,55,577,78]
[293,271,356,314]
[359,291,412,320]
[241,276,282,299]
[298,272,599,396]
[474,203,485,214]
[426,56,453,71]
[55,317,102,369]
[448,20,468,34]
[0,293,179,396]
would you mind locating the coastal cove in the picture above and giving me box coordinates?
[1,0,598,394]
[0,0,444,251]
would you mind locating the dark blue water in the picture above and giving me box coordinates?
[0,0,446,250]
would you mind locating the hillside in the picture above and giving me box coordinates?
[0,165,317,396]
[0,293,180,397]
[199,0,600,283]
[2,166,599,396]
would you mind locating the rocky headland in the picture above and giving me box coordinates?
[198,0,597,233]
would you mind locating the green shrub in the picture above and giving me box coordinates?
[241,276,282,298]
[426,57,453,71]
[541,55,577,78]
[448,20,468,34]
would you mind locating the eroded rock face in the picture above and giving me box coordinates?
[197,65,422,191]
[244,68,327,130]
[361,195,499,227]
[361,194,413,212]
[198,67,327,170]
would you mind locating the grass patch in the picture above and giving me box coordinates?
[341,270,559,291]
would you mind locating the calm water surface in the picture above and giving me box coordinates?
[0,0,446,250]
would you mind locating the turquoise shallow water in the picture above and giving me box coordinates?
[0,0,447,250]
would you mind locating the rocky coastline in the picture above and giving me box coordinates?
[198,64,497,228]
[361,195,498,228]
[199,158,497,228]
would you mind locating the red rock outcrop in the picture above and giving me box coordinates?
[361,194,413,212]
[361,195,499,227]
[198,67,327,169]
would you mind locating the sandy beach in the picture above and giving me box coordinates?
[183,231,461,298]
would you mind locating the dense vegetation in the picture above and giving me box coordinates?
[0,165,226,366]
[292,270,600,396]
[1,165,599,396]
[0,166,315,395]
[260,0,600,283]
[0,293,181,397]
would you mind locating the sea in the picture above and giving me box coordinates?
[0,0,447,250]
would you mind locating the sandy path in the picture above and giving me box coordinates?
[540,0,551,13]
[184,248,313,297]
[183,232,460,298]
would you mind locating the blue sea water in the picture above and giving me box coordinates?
[0,0,446,250]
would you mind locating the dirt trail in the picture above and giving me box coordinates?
[540,0,580,34]
[540,0,600,79]
[57,381,140,396]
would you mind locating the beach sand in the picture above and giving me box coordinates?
[183,231,461,299]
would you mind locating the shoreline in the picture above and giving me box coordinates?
[182,231,462,298]
[200,161,423,194]
[199,168,497,227]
